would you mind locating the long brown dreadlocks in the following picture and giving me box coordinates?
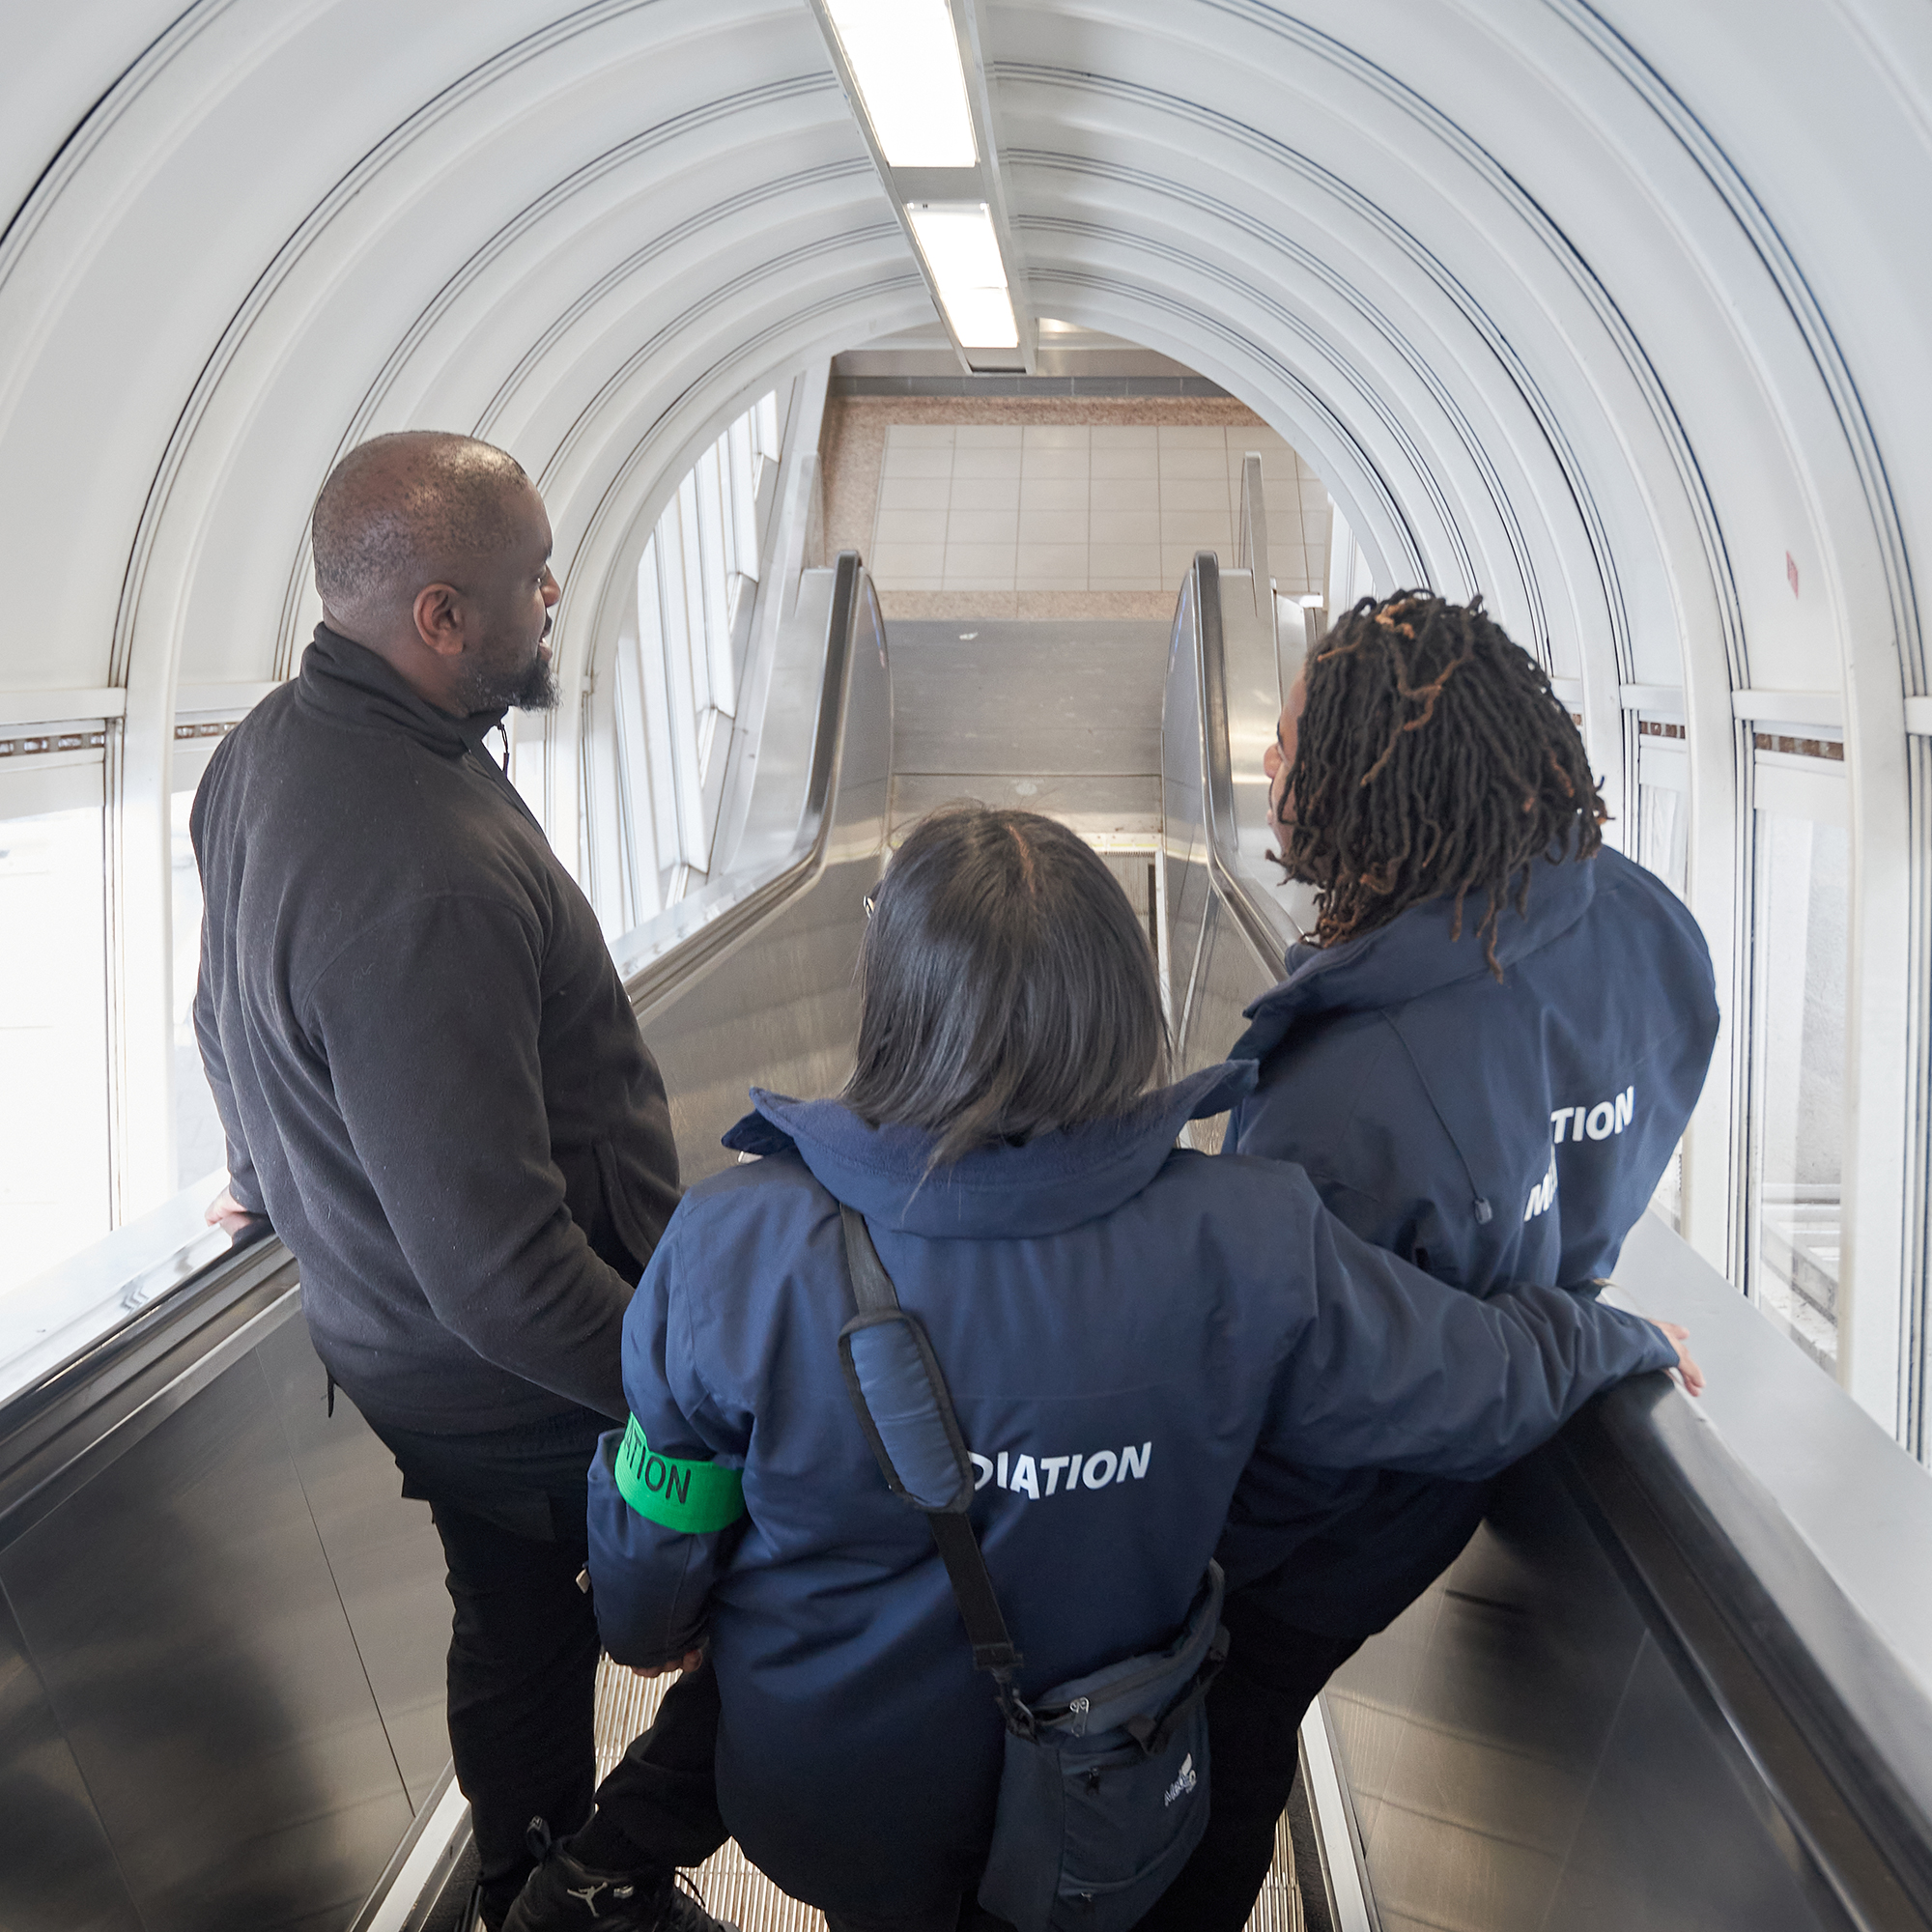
[1281,590,1607,973]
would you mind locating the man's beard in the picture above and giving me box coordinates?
[453,643,558,716]
[505,650,559,712]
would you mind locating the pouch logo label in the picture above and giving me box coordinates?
[1164,1753,1198,1806]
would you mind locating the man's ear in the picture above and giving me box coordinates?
[412,582,468,658]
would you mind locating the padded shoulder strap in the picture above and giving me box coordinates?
[837,1204,1023,1682]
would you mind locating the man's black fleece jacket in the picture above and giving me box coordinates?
[191,625,680,1433]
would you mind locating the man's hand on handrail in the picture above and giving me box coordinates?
[204,1185,256,1238]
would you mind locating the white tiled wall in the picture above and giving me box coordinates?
[869,423,1332,595]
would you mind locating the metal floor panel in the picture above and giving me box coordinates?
[886,618,1171,810]
[890,770,1160,843]
[1326,1454,1861,1932]
[591,1662,1305,1932]
[0,1335,421,1932]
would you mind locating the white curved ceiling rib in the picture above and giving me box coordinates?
[5,3,1921,733]
[2,0,1928,1410]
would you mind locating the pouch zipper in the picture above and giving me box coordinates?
[1038,1637,1207,1731]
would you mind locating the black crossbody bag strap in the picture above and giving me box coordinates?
[838,1205,1028,1704]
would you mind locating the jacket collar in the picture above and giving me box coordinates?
[296,623,508,759]
[1232,849,1600,1064]
[721,1061,1260,1238]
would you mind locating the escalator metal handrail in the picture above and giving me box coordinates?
[1191,551,1295,976]
[612,551,866,1017]
[0,1227,296,1541]
[0,552,872,1516]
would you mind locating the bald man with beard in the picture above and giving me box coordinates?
[192,433,735,1932]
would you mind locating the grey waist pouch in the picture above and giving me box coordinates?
[837,1205,1230,1932]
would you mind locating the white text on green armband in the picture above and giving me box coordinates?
[614,1415,746,1533]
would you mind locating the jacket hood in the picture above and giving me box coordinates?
[297,623,508,761]
[1232,849,1599,1065]
[721,1060,1259,1237]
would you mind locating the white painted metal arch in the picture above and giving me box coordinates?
[0,0,1926,1434]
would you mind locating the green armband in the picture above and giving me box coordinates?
[614,1414,746,1533]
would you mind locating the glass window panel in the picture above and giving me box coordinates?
[693,442,735,722]
[1749,810,1849,1369]
[0,803,111,1296]
[171,787,226,1189]
[634,538,681,907]
[621,390,781,912]
[727,413,760,573]
[660,491,709,867]
[670,474,708,717]
[1635,764,1690,1232]
[1637,780,1688,900]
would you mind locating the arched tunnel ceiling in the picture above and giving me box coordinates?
[6,0,1932,1402]
[2,0,1926,770]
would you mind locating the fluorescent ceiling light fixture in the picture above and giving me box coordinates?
[824,0,977,168]
[907,203,1003,287]
[939,287,1020,350]
[907,202,1018,349]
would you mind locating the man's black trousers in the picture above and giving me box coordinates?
[372,1406,727,1925]
[1132,1591,1362,1931]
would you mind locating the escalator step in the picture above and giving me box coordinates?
[593,1661,1304,1931]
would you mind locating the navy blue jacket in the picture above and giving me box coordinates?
[1222,844,1719,1634]
[584,1064,1677,1918]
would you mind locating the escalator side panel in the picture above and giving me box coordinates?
[0,1335,419,1932]
[1326,1451,1854,1932]
[645,855,874,1187]
[1172,898,1273,1151]
[0,1584,144,1932]
[640,567,892,1186]
[256,1315,450,1814]
[1553,1634,1851,1929]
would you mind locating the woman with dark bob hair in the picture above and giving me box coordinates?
[568,804,1695,1931]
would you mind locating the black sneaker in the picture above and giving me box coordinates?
[501,1821,738,1932]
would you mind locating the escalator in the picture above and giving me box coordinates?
[4,539,1932,1932]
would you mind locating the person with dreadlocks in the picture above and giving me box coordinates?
[1139,590,1720,1931]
